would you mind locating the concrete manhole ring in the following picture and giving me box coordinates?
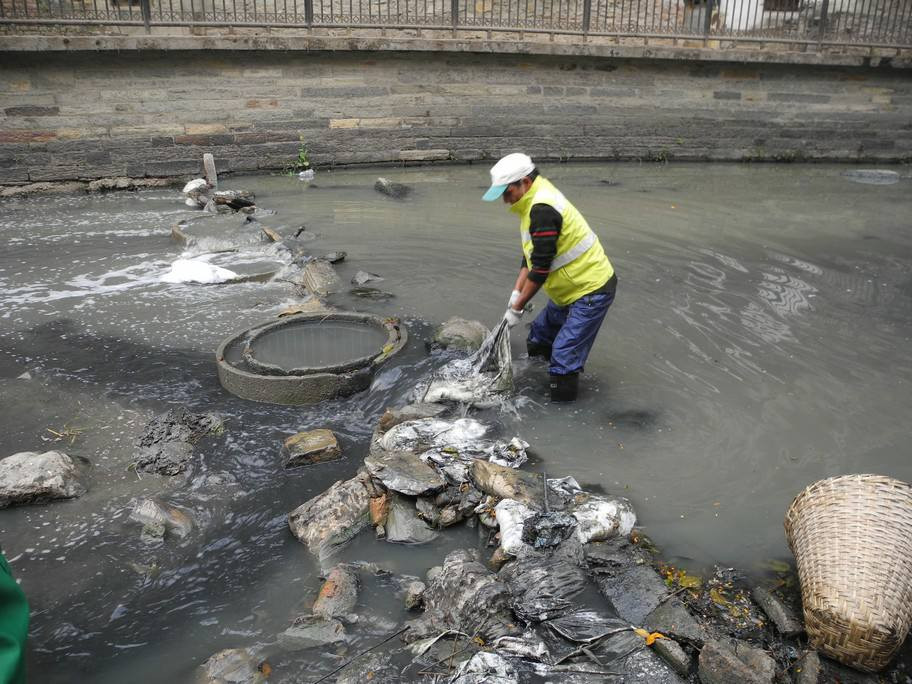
[216,312,407,405]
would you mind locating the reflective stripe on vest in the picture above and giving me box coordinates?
[550,230,596,271]
[521,229,597,272]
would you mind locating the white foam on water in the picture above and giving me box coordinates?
[0,259,171,308]
[161,258,238,284]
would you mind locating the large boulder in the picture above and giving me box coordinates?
[385,493,438,545]
[312,563,359,620]
[433,318,489,351]
[587,538,675,626]
[0,450,85,508]
[364,450,446,497]
[288,471,373,567]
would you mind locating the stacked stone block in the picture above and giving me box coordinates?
[1,48,910,184]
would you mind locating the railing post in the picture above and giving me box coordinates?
[451,0,458,36]
[582,0,592,35]
[817,0,830,44]
[703,0,715,35]
[140,0,152,32]
[304,0,313,25]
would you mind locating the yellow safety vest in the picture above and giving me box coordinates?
[510,176,614,307]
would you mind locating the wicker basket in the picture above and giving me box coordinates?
[785,474,912,672]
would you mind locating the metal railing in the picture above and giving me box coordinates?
[1,0,910,49]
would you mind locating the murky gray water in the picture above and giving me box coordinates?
[0,162,910,682]
[249,321,389,370]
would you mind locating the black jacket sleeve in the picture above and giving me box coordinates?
[526,203,563,284]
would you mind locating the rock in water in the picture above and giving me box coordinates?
[200,648,267,684]
[376,403,448,434]
[369,493,390,526]
[182,177,209,203]
[374,177,411,199]
[312,564,359,619]
[349,287,394,300]
[751,586,804,638]
[698,639,776,684]
[385,493,438,544]
[351,270,383,285]
[129,498,195,539]
[433,317,490,351]
[298,259,340,297]
[212,190,255,211]
[134,407,222,476]
[364,450,446,497]
[260,225,282,242]
[404,581,426,610]
[288,472,373,567]
[323,251,346,264]
[471,459,546,509]
[0,450,85,508]
[281,429,342,469]
[334,652,401,684]
[277,615,346,651]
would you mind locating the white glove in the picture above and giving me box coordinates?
[508,289,522,308]
[503,307,524,328]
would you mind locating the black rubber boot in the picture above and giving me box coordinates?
[527,340,552,361]
[549,373,579,402]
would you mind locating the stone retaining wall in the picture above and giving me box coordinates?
[1,45,910,184]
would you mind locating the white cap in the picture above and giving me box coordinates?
[482,153,535,201]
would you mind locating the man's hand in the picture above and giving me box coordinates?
[508,289,522,308]
[503,307,524,328]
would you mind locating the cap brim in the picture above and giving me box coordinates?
[482,184,508,201]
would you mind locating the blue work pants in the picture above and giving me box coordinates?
[527,290,614,376]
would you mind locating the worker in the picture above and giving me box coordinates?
[482,153,617,402]
[0,550,28,684]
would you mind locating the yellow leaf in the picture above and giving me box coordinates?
[710,587,730,607]
[645,632,666,646]
[258,661,272,677]
[679,575,702,589]
[634,628,650,639]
